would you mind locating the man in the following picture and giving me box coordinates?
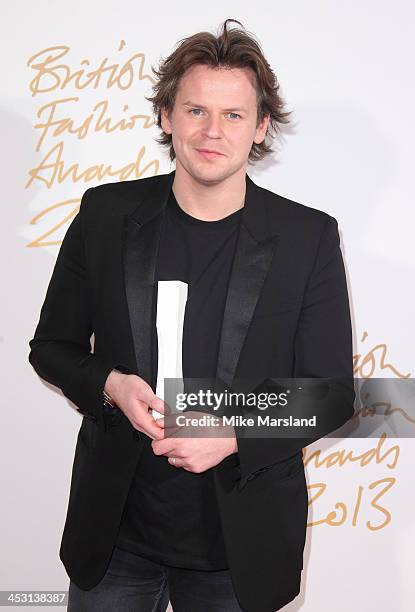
[28,19,355,612]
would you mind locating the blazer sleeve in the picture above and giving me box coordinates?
[28,188,133,433]
[235,215,355,490]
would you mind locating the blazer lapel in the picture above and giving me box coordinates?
[215,174,279,392]
[122,171,175,386]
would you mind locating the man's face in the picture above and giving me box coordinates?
[160,64,269,185]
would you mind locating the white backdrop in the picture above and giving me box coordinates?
[1,1,414,610]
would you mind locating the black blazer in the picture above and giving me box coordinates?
[28,169,355,612]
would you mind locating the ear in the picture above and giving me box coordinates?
[253,113,270,145]
[161,107,172,135]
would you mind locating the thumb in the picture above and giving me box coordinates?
[149,396,169,415]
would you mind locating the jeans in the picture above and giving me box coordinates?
[67,545,244,611]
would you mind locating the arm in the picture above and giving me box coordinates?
[28,188,134,433]
[235,215,355,490]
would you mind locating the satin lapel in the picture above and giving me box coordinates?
[122,171,175,386]
[215,174,279,391]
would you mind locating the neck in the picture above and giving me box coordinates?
[171,162,246,221]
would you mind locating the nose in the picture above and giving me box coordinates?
[201,114,223,139]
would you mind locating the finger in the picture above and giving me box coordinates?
[151,437,181,456]
[149,396,169,415]
[135,383,163,412]
[168,456,183,468]
[140,413,165,440]
[157,413,182,431]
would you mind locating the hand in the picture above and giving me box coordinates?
[151,411,238,472]
[104,370,166,440]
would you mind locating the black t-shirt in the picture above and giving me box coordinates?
[115,188,243,570]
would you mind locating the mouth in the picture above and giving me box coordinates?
[196,149,224,159]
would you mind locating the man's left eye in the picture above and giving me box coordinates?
[189,109,241,120]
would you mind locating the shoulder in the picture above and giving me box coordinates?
[256,179,334,223]
[78,173,170,217]
[92,173,165,200]
[251,178,339,245]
